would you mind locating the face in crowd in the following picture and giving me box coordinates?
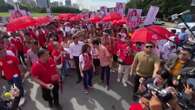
[144,42,154,53]
[178,49,191,61]
[0,40,6,58]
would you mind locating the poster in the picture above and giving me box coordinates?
[127,9,142,30]
[144,6,159,25]
[115,2,125,16]
[9,9,30,21]
[100,6,108,17]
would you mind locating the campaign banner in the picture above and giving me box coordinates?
[9,9,30,21]
[100,6,108,17]
[127,9,142,30]
[144,6,159,25]
[115,2,125,16]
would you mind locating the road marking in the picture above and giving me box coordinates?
[70,97,104,110]
[28,79,51,110]
[93,84,121,100]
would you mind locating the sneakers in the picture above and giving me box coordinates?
[122,82,127,87]
[106,86,110,91]
[82,89,89,94]
[19,97,26,106]
[117,78,120,82]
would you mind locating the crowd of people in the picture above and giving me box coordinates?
[0,19,195,110]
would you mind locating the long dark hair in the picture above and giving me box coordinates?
[81,44,91,54]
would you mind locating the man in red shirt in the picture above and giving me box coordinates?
[0,38,24,109]
[31,49,62,109]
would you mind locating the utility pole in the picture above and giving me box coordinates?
[46,0,52,16]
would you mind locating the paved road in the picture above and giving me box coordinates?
[19,70,133,110]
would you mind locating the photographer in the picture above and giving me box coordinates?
[165,46,195,91]
[138,69,182,110]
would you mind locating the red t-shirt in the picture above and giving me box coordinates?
[7,43,17,55]
[47,41,54,53]
[31,58,59,84]
[0,55,20,80]
[52,49,62,65]
[14,37,23,52]
[38,31,46,47]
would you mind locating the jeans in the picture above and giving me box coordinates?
[73,56,82,81]
[41,83,59,106]
[61,60,70,80]
[101,66,110,86]
[133,74,150,94]
[83,69,93,90]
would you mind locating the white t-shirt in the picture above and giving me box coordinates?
[69,41,84,58]
[6,50,15,56]
[79,54,85,70]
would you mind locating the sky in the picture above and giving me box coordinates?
[51,0,128,11]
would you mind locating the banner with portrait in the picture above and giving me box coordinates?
[144,6,159,26]
[127,9,142,30]
[100,6,108,17]
[9,9,31,21]
[115,2,125,16]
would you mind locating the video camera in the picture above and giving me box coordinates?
[147,83,173,103]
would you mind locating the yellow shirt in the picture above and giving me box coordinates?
[170,60,185,77]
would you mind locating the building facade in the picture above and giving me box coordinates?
[36,0,49,8]
[65,0,71,7]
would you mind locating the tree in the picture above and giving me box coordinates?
[126,0,191,19]
[0,1,14,12]
[51,6,81,13]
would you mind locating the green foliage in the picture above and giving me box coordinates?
[0,1,14,12]
[51,6,81,13]
[126,0,191,18]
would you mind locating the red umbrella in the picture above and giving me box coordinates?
[58,13,76,21]
[7,16,35,32]
[112,20,118,25]
[110,12,122,21]
[102,15,112,22]
[34,16,51,26]
[103,12,122,22]
[90,16,101,23]
[117,18,127,25]
[131,25,173,43]
[69,15,82,22]
[112,18,127,25]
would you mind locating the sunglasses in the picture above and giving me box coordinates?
[145,45,153,48]
[179,52,188,56]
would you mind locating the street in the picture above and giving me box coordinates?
[19,70,132,110]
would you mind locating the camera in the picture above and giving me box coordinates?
[147,83,173,102]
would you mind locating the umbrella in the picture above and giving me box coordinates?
[102,15,112,22]
[69,15,82,22]
[90,16,101,23]
[58,13,76,21]
[117,18,127,25]
[34,16,51,26]
[112,18,127,25]
[110,12,122,21]
[103,12,122,22]
[131,25,173,43]
[7,16,35,32]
